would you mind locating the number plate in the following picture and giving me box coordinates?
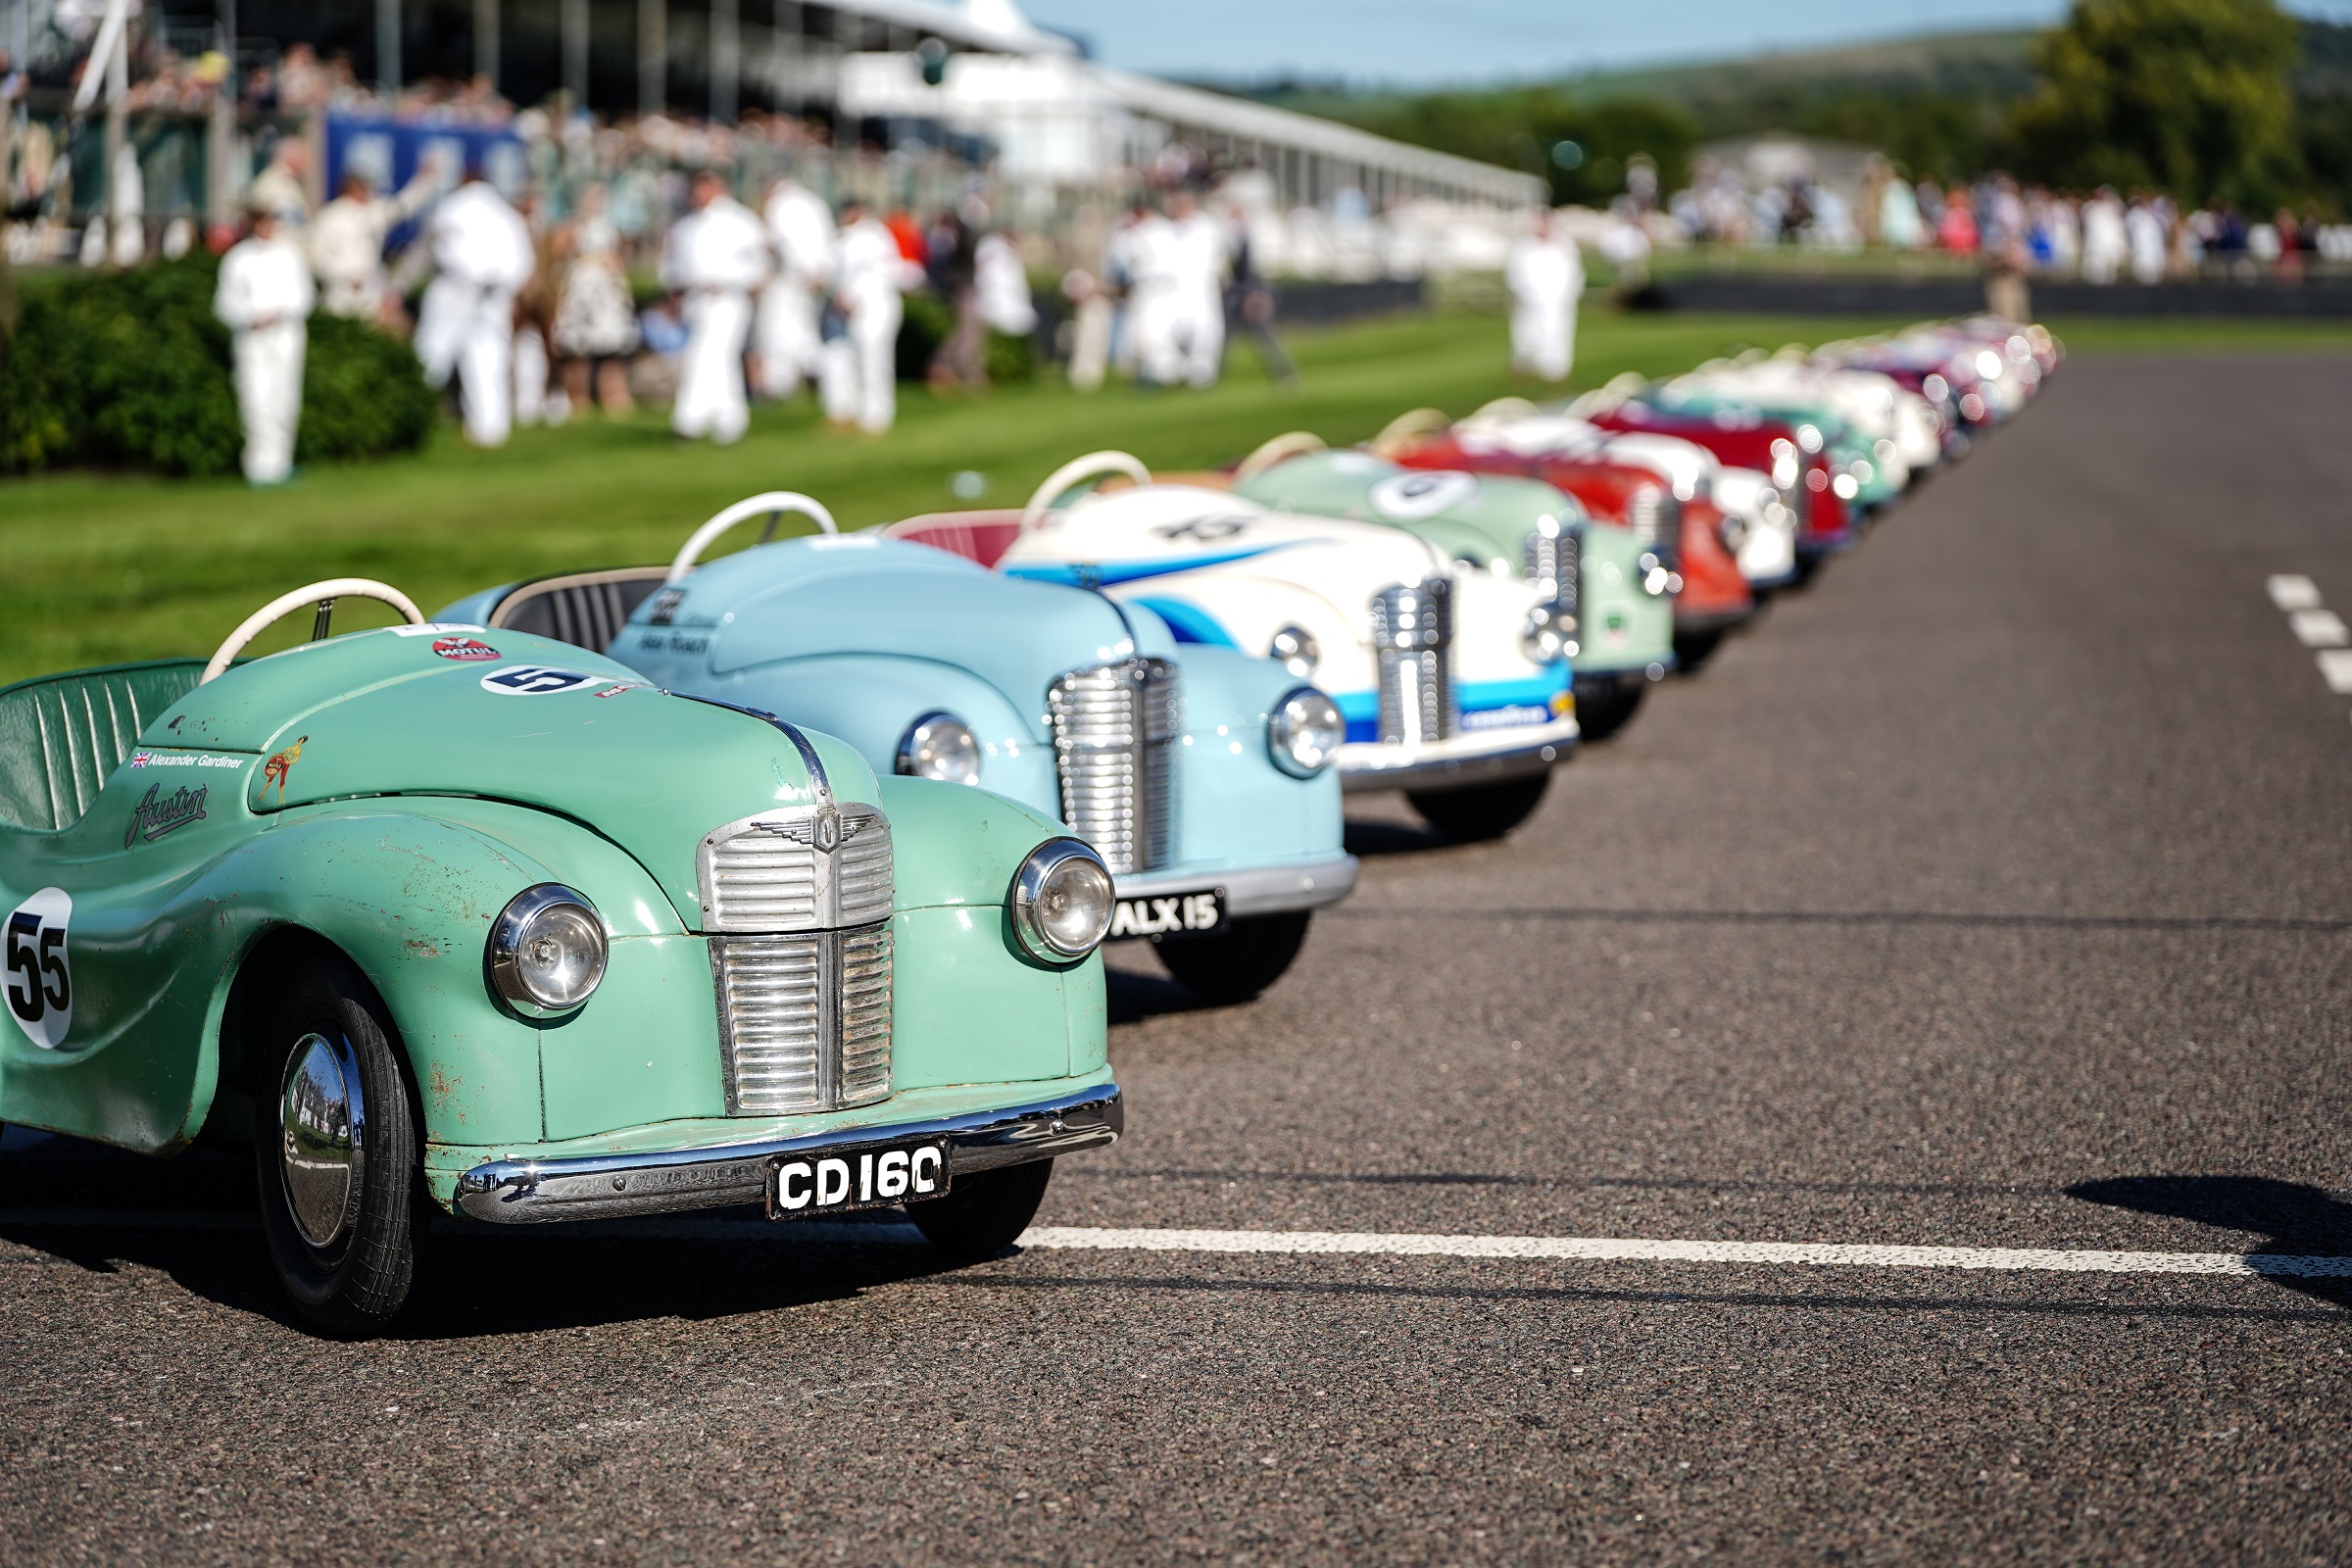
[1107,887,1227,941]
[766,1139,951,1220]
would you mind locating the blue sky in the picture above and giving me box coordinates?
[1027,1,2352,85]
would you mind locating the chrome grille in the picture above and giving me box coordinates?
[1047,658,1180,875]
[700,806,891,932]
[711,934,825,1114]
[1522,520,1581,619]
[710,926,894,1115]
[837,926,894,1107]
[1627,486,1683,559]
[1370,577,1455,746]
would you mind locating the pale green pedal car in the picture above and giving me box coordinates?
[0,579,1123,1332]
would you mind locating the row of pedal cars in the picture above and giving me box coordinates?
[0,316,2056,1331]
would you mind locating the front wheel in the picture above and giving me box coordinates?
[1152,911,1312,1006]
[253,956,424,1335]
[1571,675,1647,743]
[1673,625,1727,671]
[906,1159,1054,1260]
[1406,771,1551,843]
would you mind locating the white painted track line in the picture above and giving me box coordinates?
[1017,1227,2352,1277]
[2320,649,2352,695]
[3,1209,2346,1280]
[2289,609,2350,648]
[2267,573,2323,612]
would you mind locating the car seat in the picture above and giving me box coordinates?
[0,661,207,831]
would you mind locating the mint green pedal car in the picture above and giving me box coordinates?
[0,579,1122,1332]
[1226,434,1678,741]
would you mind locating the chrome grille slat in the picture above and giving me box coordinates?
[700,806,896,1116]
[1048,657,1180,875]
[1370,577,1456,746]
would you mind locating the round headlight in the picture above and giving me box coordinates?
[1267,686,1345,777]
[1520,605,1576,665]
[488,884,608,1015]
[1009,839,1115,961]
[897,710,983,786]
[1267,625,1319,680]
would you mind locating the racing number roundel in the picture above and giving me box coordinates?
[6,887,73,1050]
[479,664,602,697]
[1368,469,1480,521]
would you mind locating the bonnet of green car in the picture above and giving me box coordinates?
[146,623,876,929]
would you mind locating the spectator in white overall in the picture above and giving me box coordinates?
[1132,189,1229,389]
[754,172,836,400]
[213,205,315,486]
[2080,189,2128,284]
[1507,209,1583,383]
[309,160,441,324]
[662,171,773,445]
[415,170,535,447]
[821,199,917,434]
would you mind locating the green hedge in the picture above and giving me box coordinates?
[0,255,435,478]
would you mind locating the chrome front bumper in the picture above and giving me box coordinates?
[452,1084,1122,1224]
[1112,853,1359,922]
[1336,717,1578,794]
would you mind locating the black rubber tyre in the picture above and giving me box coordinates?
[906,1158,1054,1260]
[1152,911,1313,1006]
[1406,771,1551,843]
[1672,625,1727,671]
[253,956,423,1335]
[1571,675,1647,743]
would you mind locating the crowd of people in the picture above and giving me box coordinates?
[1668,164,2347,283]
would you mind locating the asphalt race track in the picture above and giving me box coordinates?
[4,352,2349,1565]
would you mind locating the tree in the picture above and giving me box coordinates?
[2007,0,2300,203]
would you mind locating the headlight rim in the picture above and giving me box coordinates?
[1266,684,1346,778]
[1267,624,1320,681]
[487,882,609,1017]
[1008,837,1116,964]
[896,709,984,786]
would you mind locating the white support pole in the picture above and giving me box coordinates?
[638,0,665,115]
[473,0,498,92]
[710,0,737,122]
[561,0,586,106]
[376,0,401,94]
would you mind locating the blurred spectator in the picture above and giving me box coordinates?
[416,168,535,447]
[1133,187,1228,390]
[245,140,311,230]
[552,183,640,417]
[976,227,1038,339]
[661,168,771,445]
[822,197,917,434]
[2081,188,2127,284]
[214,201,314,485]
[512,191,563,427]
[1218,201,1295,388]
[1936,189,1978,254]
[1060,268,1112,394]
[2127,197,2166,284]
[309,161,440,323]
[926,207,985,392]
[1506,208,1581,384]
[755,171,835,400]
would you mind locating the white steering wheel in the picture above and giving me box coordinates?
[201,579,425,685]
[666,492,840,584]
[1019,452,1152,534]
[1232,431,1327,485]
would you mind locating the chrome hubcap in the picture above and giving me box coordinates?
[278,1033,364,1250]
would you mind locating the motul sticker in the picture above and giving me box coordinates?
[5,887,73,1050]
[431,636,501,662]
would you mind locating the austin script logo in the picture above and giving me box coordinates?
[124,782,207,849]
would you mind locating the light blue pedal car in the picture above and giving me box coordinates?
[438,494,1357,1004]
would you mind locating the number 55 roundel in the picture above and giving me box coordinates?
[6,887,73,1050]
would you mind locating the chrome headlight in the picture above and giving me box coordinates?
[1520,604,1576,665]
[1009,838,1115,962]
[1637,552,1681,597]
[897,710,983,785]
[488,883,608,1015]
[1266,686,1345,777]
[1267,625,1319,680]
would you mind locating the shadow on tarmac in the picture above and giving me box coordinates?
[2068,1175,2352,1308]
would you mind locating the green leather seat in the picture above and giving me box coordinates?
[0,661,207,832]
